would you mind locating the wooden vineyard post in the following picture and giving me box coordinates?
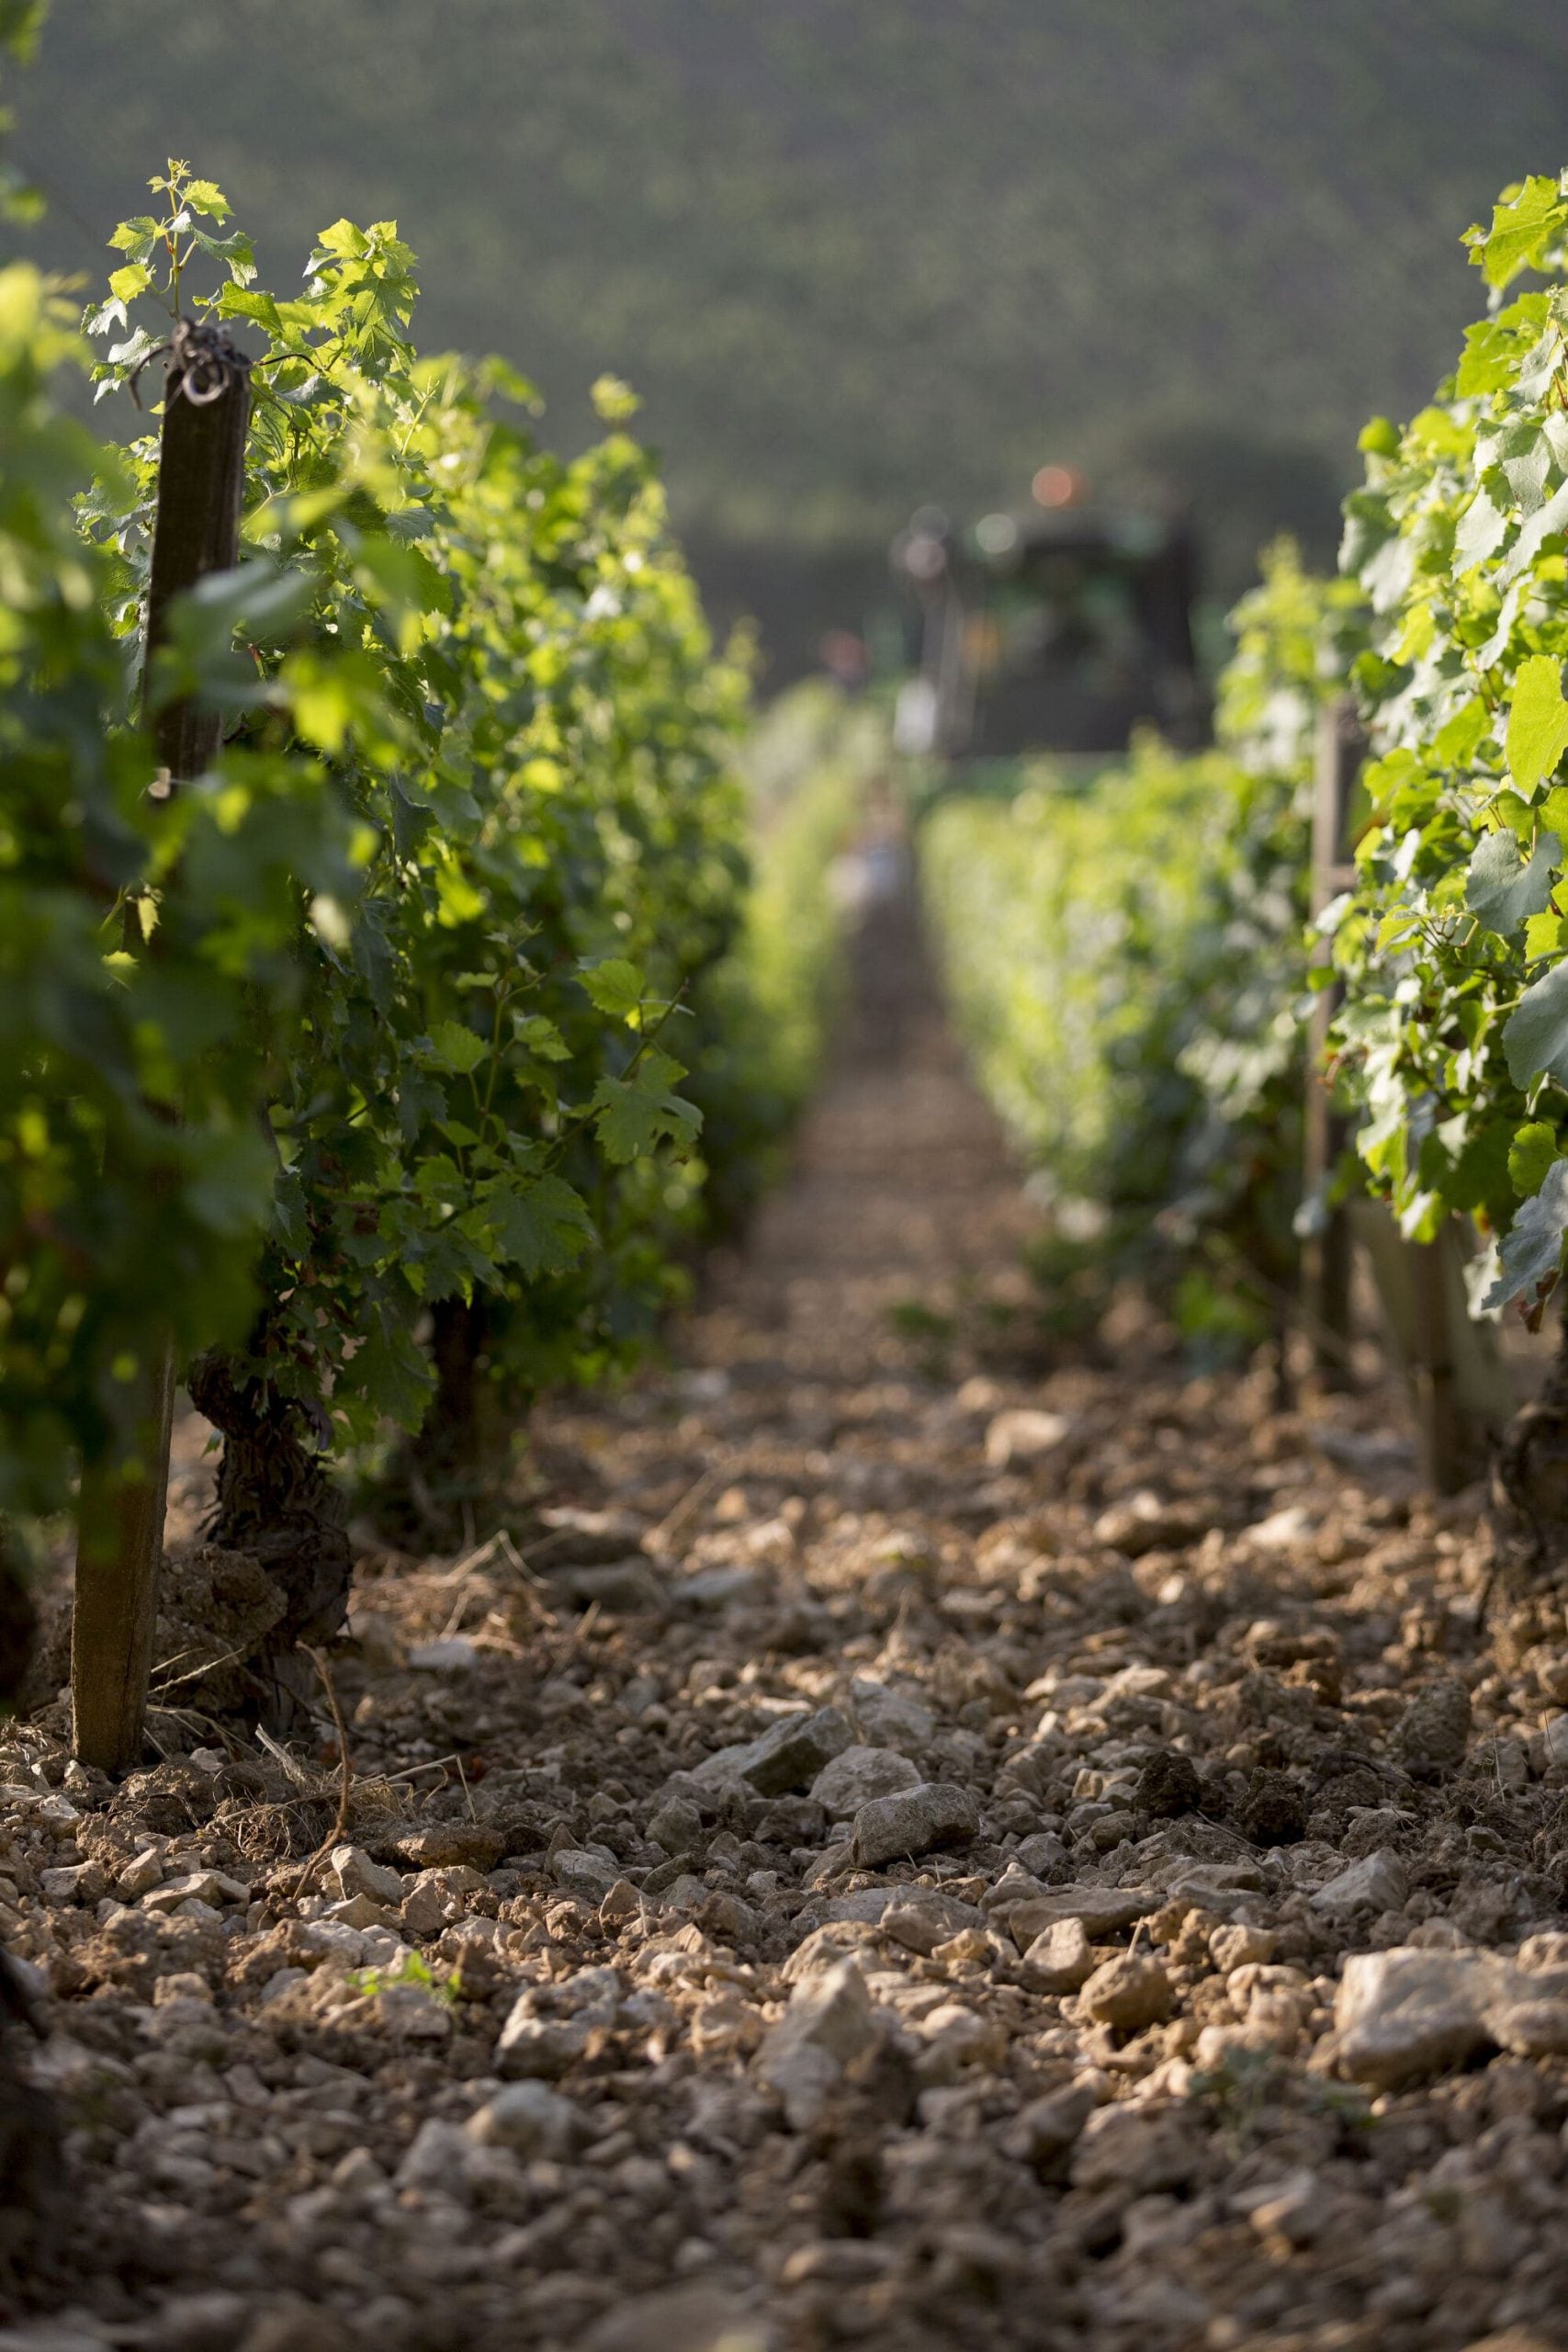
[1407,1229,1466,1492]
[1301,693,1363,1384]
[71,325,251,1772]
[1348,1206,1514,1494]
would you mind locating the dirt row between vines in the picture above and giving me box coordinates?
[7,876,1568,2352]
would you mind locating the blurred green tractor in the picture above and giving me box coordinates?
[891,469,1207,765]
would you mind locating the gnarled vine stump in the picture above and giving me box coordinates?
[0,1534,62,2308]
[1491,1307,1568,1627]
[376,1296,521,1550]
[186,1351,353,1724]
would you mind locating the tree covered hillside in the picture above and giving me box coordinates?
[18,0,1568,667]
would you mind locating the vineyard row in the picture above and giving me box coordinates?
[1,163,863,1763]
[919,171,1568,1584]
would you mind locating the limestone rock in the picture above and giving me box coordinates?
[496,1996,588,2080]
[328,1845,405,1907]
[818,1886,981,1948]
[810,1744,921,1818]
[1210,1921,1274,1972]
[393,1825,507,1871]
[407,1636,479,1669]
[39,1861,105,1905]
[694,1706,852,1796]
[551,1846,622,1902]
[985,1408,1074,1468]
[1487,1995,1568,2058]
[396,2118,472,2188]
[400,1864,487,1940]
[1092,1491,1202,1556]
[1003,2080,1097,2169]
[850,1781,979,1869]
[1332,1946,1512,2088]
[141,1870,249,1915]
[913,2000,1007,2083]
[850,1679,935,1752]
[558,1559,666,1613]
[650,1871,710,1916]
[600,1878,643,1928]
[1336,1940,1568,2083]
[116,1845,169,1901]
[1244,1503,1317,1549]
[1310,1849,1408,1917]
[1021,1915,1096,1993]
[645,1794,703,1856]
[1000,1883,1157,1946]
[322,1892,399,1932]
[1236,2166,1335,2246]
[583,2285,764,2352]
[1014,1831,1070,1878]
[364,1981,452,2040]
[756,1956,879,2129]
[465,2080,583,2159]
[1155,1860,1273,1920]
[1072,2105,1196,2194]
[1077,1951,1172,2030]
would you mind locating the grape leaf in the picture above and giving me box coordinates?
[1499,479,1568,592]
[345,1315,436,1429]
[1504,957,1568,1089]
[1484,1158,1568,1311]
[1455,487,1509,571]
[1466,827,1561,935]
[490,1174,593,1278]
[1467,176,1568,291]
[580,957,644,1019]
[1510,1121,1560,1199]
[430,1019,486,1076]
[181,178,232,221]
[1501,433,1552,516]
[1506,655,1568,791]
[591,1050,702,1163]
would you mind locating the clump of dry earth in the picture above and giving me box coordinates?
[6,894,1568,2352]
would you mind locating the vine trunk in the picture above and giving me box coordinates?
[0,1529,61,2306]
[186,1351,353,1724]
[1492,1303,1568,1597]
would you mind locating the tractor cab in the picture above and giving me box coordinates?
[891,472,1206,763]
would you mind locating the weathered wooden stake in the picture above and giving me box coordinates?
[71,324,250,1773]
[1301,694,1363,1383]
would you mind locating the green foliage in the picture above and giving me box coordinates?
[6,138,842,1527]
[70,167,761,1445]
[1325,169,1568,1322]
[0,260,358,1513]
[346,1950,459,2005]
[920,543,1363,1345]
[685,680,875,1227]
[0,0,46,220]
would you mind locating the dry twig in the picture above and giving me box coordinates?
[286,1645,355,1897]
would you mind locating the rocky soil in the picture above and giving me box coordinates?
[7,877,1568,2352]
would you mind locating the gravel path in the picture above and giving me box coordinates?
[7,870,1568,2352]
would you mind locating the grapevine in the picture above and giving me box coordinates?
[919,542,1363,1351]
[73,174,763,1541]
[1325,176,1568,1340]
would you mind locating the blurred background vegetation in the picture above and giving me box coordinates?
[17,0,1568,679]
